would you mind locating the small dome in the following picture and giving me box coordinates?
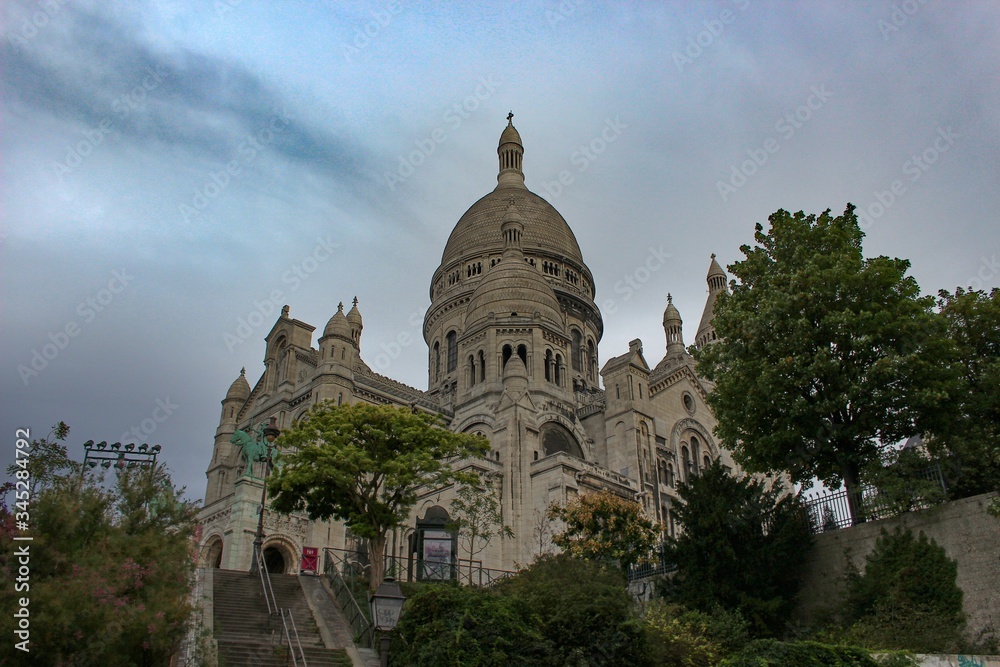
[346,296,363,327]
[503,353,528,380]
[465,253,563,327]
[226,368,250,402]
[663,293,682,327]
[499,120,522,147]
[323,302,351,339]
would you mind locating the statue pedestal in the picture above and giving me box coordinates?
[224,477,266,570]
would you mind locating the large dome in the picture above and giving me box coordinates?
[441,185,585,267]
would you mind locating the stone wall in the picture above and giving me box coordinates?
[796,492,999,639]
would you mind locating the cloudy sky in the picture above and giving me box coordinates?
[3,1,998,500]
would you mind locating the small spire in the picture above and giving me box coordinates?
[352,296,358,307]
[507,110,514,124]
[667,293,673,304]
[281,304,290,317]
[240,367,246,376]
[337,301,344,312]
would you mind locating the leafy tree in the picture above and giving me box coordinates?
[925,287,1000,498]
[447,482,513,564]
[860,443,946,515]
[268,401,489,590]
[390,583,546,666]
[697,205,952,522]
[0,461,199,665]
[664,461,813,636]
[548,489,662,571]
[839,527,965,652]
[497,554,648,667]
[4,421,76,497]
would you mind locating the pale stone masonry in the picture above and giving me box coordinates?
[197,118,740,574]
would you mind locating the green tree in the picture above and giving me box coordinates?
[390,583,546,666]
[498,554,648,667]
[0,462,199,665]
[268,402,489,590]
[548,489,662,572]
[664,461,813,636]
[925,287,1000,497]
[697,205,952,522]
[447,482,513,565]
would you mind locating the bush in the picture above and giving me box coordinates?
[498,554,647,666]
[643,602,751,667]
[390,582,545,666]
[719,639,889,667]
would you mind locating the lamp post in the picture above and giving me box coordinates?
[369,577,406,667]
[249,417,281,575]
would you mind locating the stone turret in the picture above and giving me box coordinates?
[695,254,727,349]
[346,296,363,348]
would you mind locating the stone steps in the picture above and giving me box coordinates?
[213,569,352,666]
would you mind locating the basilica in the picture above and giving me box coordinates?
[197,117,740,575]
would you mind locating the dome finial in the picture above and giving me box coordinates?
[337,301,344,312]
[507,110,514,124]
[240,367,246,376]
[352,296,358,307]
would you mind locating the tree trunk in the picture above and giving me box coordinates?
[368,533,387,592]
[842,461,866,526]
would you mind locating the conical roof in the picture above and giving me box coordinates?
[346,296,363,327]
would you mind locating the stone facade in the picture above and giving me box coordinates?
[197,118,740,574]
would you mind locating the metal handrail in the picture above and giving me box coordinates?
[323,549,374,648]
[281,608,308,667]
[254,544,278,615]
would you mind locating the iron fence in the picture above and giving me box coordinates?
[803,462,947,532]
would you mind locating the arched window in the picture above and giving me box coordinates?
[703,454,711,469]
[446,331,457,373]
[469,354,476,386]
[554,354,563,386]
[540,422,584,459]
[587,339,596,381]
[502,344,512,370]
[681,446,691,479]
[571,330,583,372]
[666,462,675,487]
[544,350,553,382]
[432,342,440,382]
[517,344,527,367]
[478,350,486,382]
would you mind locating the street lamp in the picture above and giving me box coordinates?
[249,417,281,575]
[369,577,406,667]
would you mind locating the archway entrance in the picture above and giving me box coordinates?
[201,537,224,568]
[263,546,286,574]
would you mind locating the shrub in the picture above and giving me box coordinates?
[390,583,545,666]
[498,554,647,666]
[719,639,885,667]
[643,602,751,667]
[840,527,965,652]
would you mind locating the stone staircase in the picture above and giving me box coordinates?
[213,569,353,666]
